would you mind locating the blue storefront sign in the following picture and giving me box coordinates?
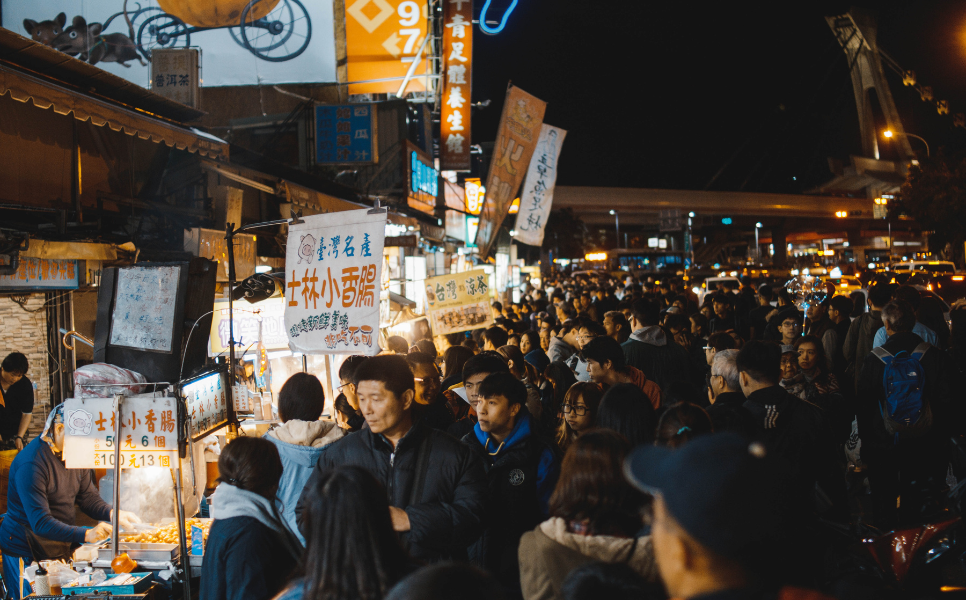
[0,257,78,290]
[315,104,377,164]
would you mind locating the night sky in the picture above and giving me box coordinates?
[471,0,966,192]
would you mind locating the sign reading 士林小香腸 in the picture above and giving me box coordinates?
[63,396,179,470]
[284,209,387,355]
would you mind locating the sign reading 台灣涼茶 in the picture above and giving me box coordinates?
[514,125,567,247]
[284,209,387,355]
[424,268,493,336]
[63,396,179,470]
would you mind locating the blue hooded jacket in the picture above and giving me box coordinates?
[264,420,343,544]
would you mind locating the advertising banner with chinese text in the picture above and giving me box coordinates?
[440,0,473,171]
[209,298,288,356]
[514,124,567,247]
[284,209,386,355]
[63,396,179,469]
[315,104,377,164]
[424,268,493,336]
[475,86,547,257]
[0,258,78,290]
[344,0,428,94]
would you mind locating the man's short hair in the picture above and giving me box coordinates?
[580,336,626,371]
[1,352,27,376]
[711,349,741,392]
[462,352,510,382]
[828,295,854,316]
[757,284,773,300]
[711,292,734,306]
[579,321,606,337]
[894,285,922,311]
[353,354,414,398]
[557,303,577,319]
[386,336,410,354]
[882,299,916,333]
[278,373,325,422]
[339,355,368,383]
[868,282,896,309]
[736,341,781,386]
[405,351,439,374]
[491,300,503,313]
[706,332,737,352]
[481,326,509,349]
[603,311,631,338]
[630,298,660,327]
[478,372,527,407]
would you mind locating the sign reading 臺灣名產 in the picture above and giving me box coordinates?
[284,209,387,355]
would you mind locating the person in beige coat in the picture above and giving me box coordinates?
[518,430,657,600]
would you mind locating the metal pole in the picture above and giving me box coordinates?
[226,224,237,386]
[172,466,192,600]
[111,394,123,560]
[754,226,760,264]
[615,212,621,249]
[396,33,432,98]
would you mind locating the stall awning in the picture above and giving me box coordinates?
[0,62,227,159]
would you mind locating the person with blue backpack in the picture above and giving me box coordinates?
[857,299,958,529]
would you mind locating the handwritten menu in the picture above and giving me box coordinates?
[110,266,180,353]
[63,396,179,470]
[182,371,229,439]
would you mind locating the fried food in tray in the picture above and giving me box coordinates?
[120,518,211,546]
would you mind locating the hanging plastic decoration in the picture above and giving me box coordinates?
[479,0,519,34]
[785,275,828,312]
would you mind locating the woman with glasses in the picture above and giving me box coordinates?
[555,382,603,453]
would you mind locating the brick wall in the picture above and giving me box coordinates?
[0,295,51,440]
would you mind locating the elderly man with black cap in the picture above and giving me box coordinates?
[0,405,141,598]
[624,433,830,600]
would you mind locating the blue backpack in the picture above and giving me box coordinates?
[871,342,933,440]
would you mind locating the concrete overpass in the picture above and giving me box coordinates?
[553,187,882,225]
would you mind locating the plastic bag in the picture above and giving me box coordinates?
[73,364,147,398]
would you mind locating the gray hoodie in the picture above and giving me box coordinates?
[548,336,576,363]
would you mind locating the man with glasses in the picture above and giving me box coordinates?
[565,320,605,382]
[776,308,804,351]
[406,352,453,431]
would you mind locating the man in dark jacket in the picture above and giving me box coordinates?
[705,349,757,438]
[295,355,486,562]
[709,293,750,340]
[463,372,559,593]
[856,299,959,529]
[843,282,894,394]
[738,341,828,499]
[406,352,455,431]
[622,298,691,391]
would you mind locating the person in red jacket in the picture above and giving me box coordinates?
[581,336,661,410]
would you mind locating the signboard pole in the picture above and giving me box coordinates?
[173,467,192,600]
[110,394,122,560]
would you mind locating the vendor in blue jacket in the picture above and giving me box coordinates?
[0,405,140,599]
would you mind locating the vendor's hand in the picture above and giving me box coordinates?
[85,522,112,543]
[389,507,411,532]
[13,437,23,451]
[112,510,142,531]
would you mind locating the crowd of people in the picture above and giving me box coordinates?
[200,271,966,600]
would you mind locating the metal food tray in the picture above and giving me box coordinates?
[97,542,180,562]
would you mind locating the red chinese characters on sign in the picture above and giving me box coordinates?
[440,0,473,171]
[289,264,378,310]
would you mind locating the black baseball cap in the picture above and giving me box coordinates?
[624,433,787,559]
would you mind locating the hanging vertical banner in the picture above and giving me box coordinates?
[514,125,567,247]
[475,85,547,257]
[284,209,387,355]
[440,0,473,171]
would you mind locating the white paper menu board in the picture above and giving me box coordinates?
[109,266,180,353]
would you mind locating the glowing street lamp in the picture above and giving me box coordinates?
[882,129,930,157]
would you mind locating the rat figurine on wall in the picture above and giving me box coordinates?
[23,12,68,47]
[50,15,146,67]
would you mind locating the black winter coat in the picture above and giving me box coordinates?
[461,426,557,591]
[294,421,487,562]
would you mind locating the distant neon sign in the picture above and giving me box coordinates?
[479,0,519,35]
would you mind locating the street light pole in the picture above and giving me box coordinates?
[755,222,762,264]
[883,130,930,157]
[609,210,620,249]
